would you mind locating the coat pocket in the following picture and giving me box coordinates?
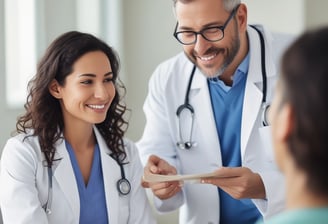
[259,126,274,162]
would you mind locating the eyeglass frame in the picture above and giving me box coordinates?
[173,4,240,45]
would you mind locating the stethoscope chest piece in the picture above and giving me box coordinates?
[177,141,193,150]
[111,153,131,196]
[176,101,196,150]
[117,178,131,195]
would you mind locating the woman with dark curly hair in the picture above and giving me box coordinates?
[256,26,328,224]
[0,31,156,224]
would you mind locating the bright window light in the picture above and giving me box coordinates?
[5,0,37,108]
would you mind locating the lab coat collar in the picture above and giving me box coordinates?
[247,24,276,82]
[186,67,223,164]
[52,126,120,223]
[190,66,207,90]
[94,127,121,224]
[53,137,80,221]
[241,25,276,155]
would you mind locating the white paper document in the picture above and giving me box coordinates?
[143,172,218,183]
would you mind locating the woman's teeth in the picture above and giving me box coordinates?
[88,104,105,109]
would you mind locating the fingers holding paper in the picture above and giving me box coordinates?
[141,157,266,200]
[142,155,182,200]
[201,167,266,200]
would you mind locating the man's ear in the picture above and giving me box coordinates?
[48,79,62,99]
[237,3,248,32]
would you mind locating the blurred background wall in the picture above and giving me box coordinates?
[0,0,327,223]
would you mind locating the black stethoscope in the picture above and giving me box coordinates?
[43,154,131,214]
[176,25,270,150]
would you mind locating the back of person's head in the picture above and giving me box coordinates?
[280,26,328,196]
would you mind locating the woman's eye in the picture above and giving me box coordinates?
[80,80,92,84]
[104,77,114,83]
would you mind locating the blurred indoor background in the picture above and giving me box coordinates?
[0,0,327,223]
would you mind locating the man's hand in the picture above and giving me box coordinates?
[141,155,182,200]
[201,167,266,199]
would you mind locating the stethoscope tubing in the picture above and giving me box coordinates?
[43,167,53,214]
[250,25,267,104]
[176,65,196,149]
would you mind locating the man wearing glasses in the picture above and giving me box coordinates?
[138,0,294,223]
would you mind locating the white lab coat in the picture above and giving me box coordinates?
[137,25,294,224]
[0,127,156,224]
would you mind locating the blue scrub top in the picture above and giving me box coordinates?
[66,141,109,224]
[208,53,262,224]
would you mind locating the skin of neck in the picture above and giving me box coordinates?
[283,154,328,210]
[63,123,95,151]
[219,21,249,86]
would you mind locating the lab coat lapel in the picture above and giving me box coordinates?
[240,26,276,157]
[190,69,222,163]
[53,139,80,220]
[241,81,262,157]
[94,127,121,224]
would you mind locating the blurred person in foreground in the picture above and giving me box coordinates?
[257,26,328,224]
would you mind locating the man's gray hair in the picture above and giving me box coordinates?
[173,0,240,12]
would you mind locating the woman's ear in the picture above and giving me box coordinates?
[48,79,62,99]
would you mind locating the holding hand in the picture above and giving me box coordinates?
[201,167,266,200]
[142,155,182,200]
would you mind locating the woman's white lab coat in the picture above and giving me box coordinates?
[0,127,156,224]
[137,25,294,224]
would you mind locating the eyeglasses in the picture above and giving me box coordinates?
[173,4,240,45]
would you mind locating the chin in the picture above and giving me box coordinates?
[92,117,107,124]
[200,66,226,79]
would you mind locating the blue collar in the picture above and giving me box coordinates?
[208,52,250,91]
